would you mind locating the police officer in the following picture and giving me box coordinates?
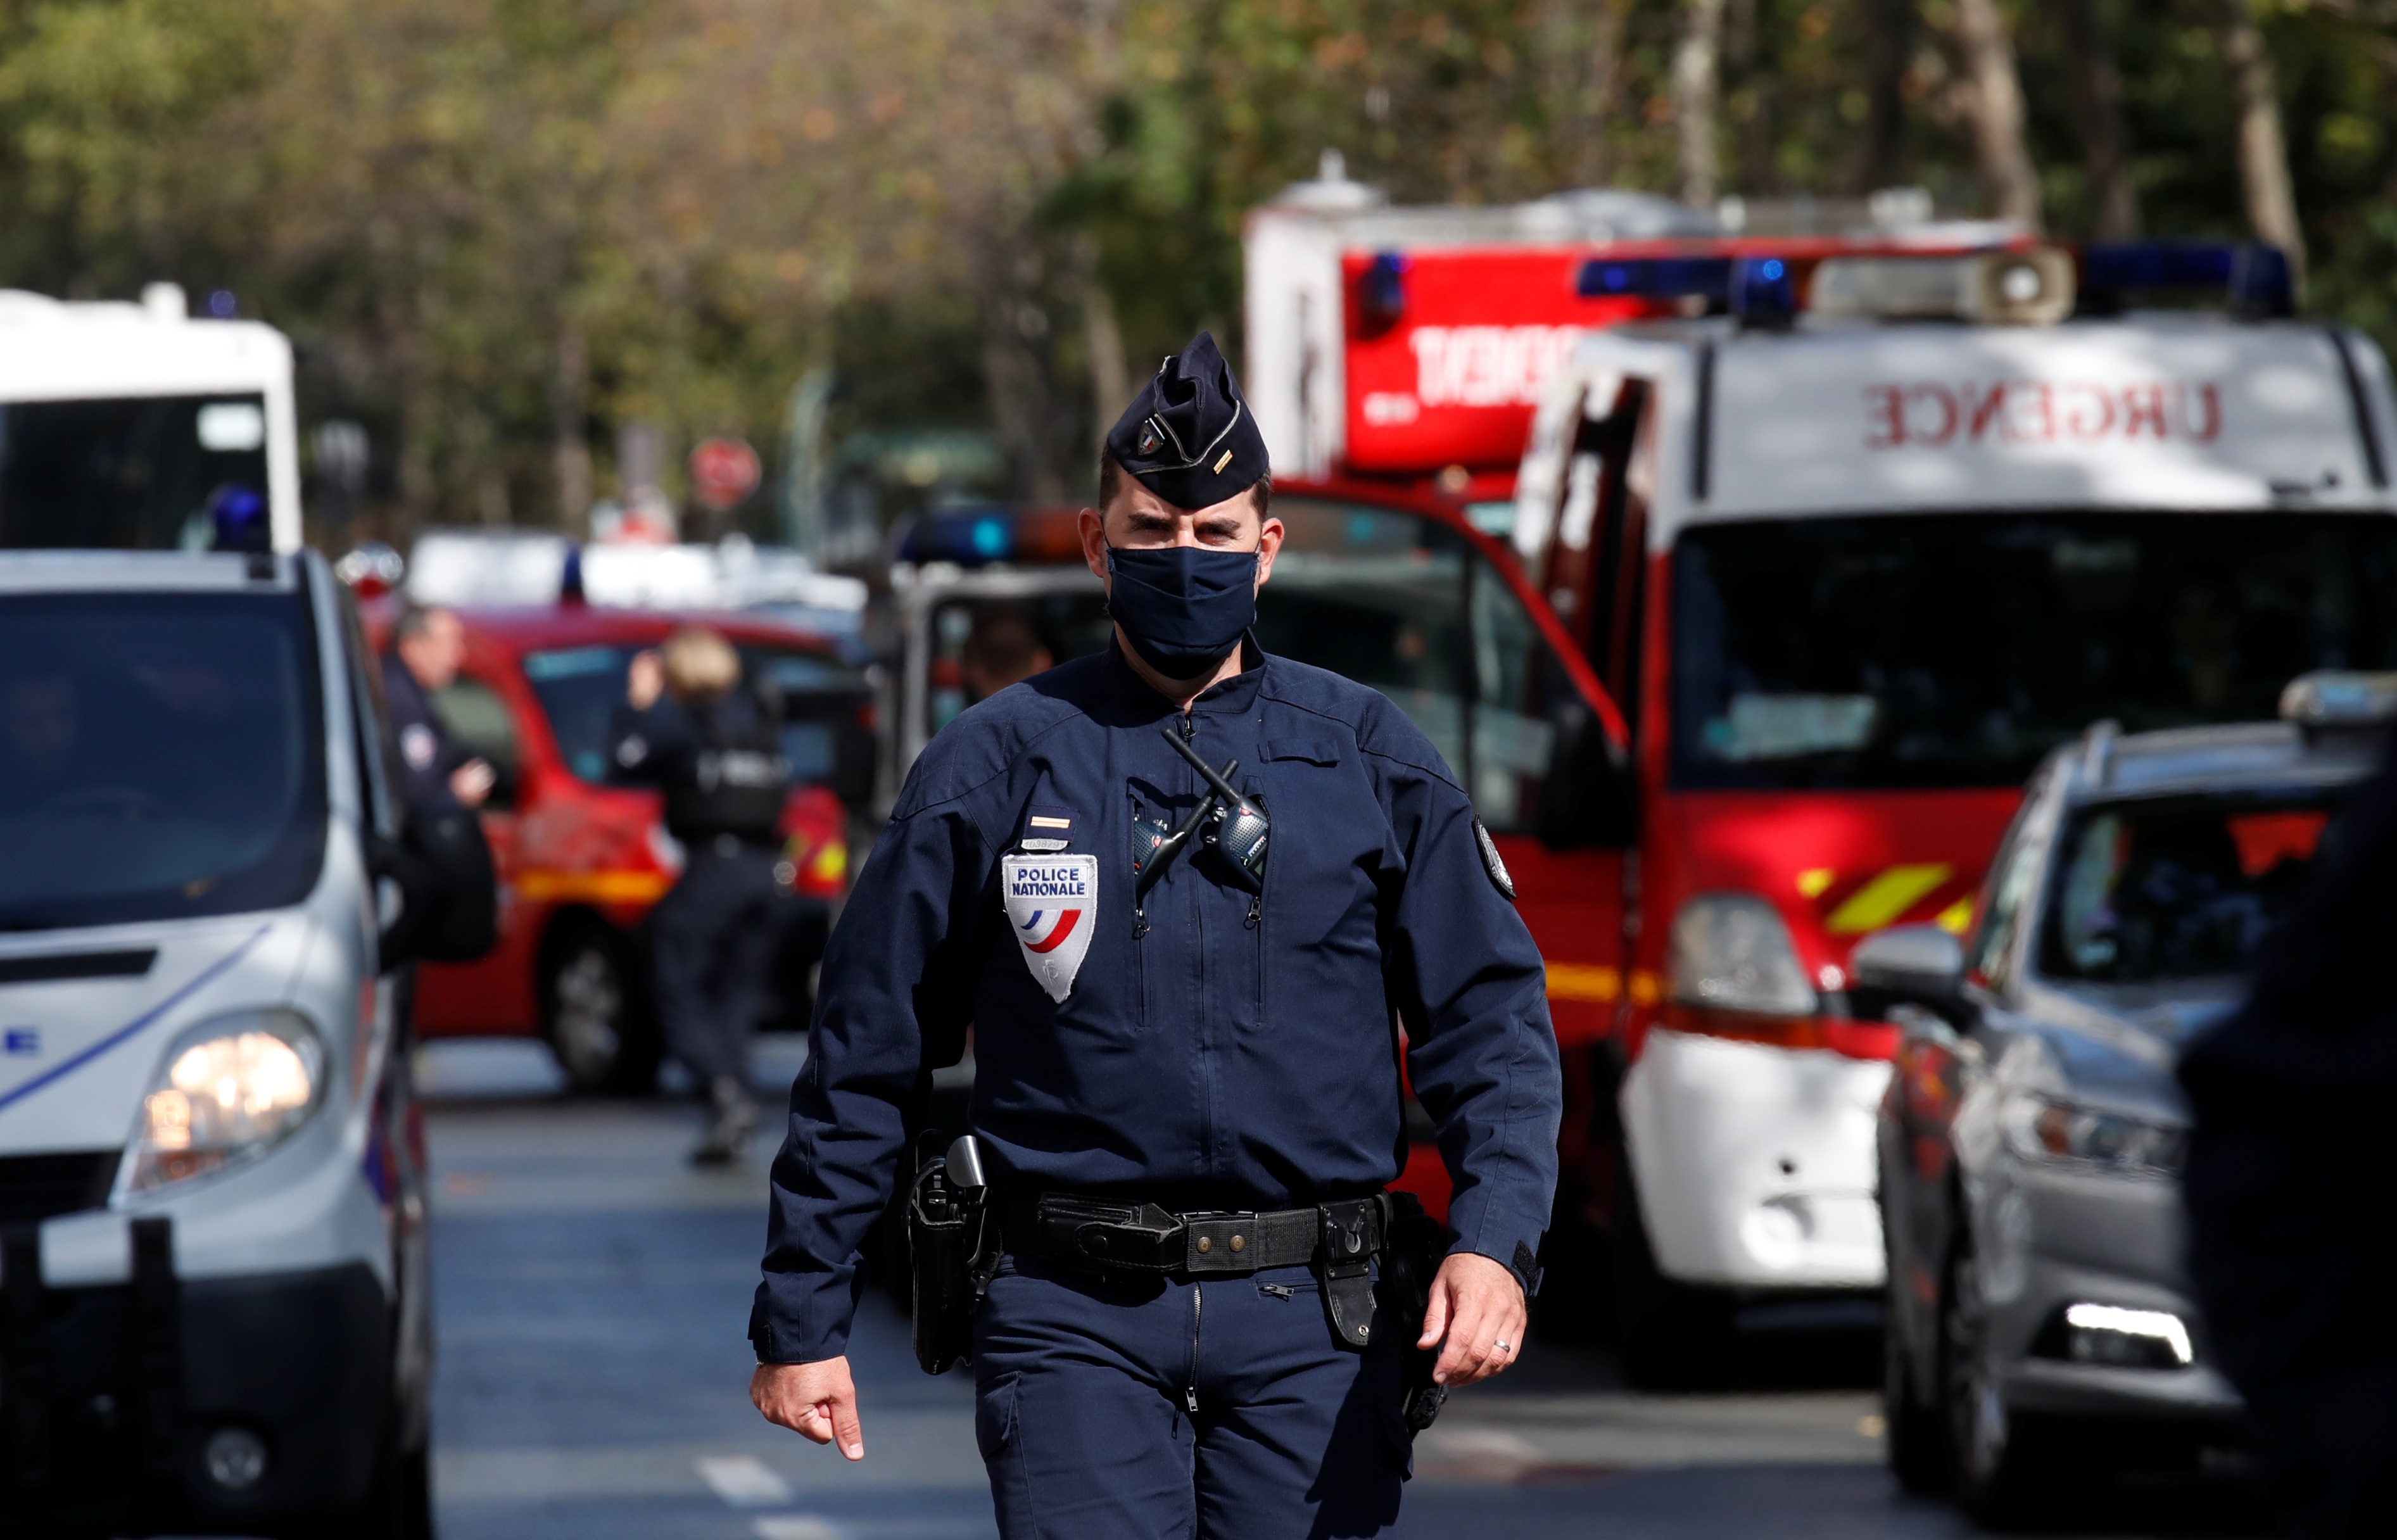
[750,334,1562,1537]
[383,604,495,814]
[608,627,794,1163]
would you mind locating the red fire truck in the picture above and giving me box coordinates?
[1246,179,2397,1383]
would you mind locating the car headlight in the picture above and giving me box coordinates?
[120,1009,327,1196]
[1667,894,1818,1016]
[2002,1093,2184,1176]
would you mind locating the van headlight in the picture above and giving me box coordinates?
[120,1010,327,1196]
[1667,894,1818,1016]
[2002,1094,2185,1177]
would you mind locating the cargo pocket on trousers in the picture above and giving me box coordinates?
[975,1372,1021,1461]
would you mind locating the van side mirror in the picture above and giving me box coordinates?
[1850,925,1966,1018]
[1538,701,1636,850]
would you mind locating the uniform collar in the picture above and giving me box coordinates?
[1103,634,1265,719]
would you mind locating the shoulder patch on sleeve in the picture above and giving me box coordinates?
[1474,817,1515,902]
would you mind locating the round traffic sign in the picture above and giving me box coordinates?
[690,436,762,512]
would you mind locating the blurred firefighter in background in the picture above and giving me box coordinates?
[610,626,795,1164]
[958,607,1054,705]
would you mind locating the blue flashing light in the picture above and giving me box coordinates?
[206,483,269,553]
[1356,250,1409,336]
[207,289,237,318]
[1575,253,1795,326]
[899,508,1020,566]
[2081,241,2294,317]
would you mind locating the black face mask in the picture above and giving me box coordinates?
[1104,544,1258,679]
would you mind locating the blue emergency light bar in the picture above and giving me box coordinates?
[1574,255,1797,324]
[2080,241,2293,317]
[896,506,1087,567]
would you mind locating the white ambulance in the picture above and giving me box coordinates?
[1509,242,2397,1380]
[0,284,301,552]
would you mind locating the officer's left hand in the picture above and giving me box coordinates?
[1417,1251,1526,1387]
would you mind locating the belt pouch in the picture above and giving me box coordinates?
[907,1156,986,1375]
[1315,1197,1381,1349]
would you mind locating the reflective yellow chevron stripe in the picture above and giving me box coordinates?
[1825,863,1952,934]
[1545,963,1621,1003]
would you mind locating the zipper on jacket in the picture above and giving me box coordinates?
[1186,1284,1202,1413]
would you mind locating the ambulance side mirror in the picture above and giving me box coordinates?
[1538,702,1636,850]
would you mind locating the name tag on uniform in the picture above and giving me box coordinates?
[1001,854,1097,1002]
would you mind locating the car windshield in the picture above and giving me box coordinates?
[1672,513,2397,789]
[0,394,271,550]
[524,641,869,786]
[922,498,1571,830]
[0,590,325,930]
[2042,792,2344,984]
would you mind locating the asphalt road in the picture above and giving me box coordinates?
[416,1039,2253,1540]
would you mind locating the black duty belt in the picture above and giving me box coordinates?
[1000,1191,1387,1346]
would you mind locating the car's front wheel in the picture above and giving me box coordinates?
[540,920,658,1095]
[1940,1224,2072,1524]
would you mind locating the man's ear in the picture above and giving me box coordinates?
[1078,507,1110,584]
[1253,517,1285,591]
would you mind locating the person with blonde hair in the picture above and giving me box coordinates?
[609,626,794,1162]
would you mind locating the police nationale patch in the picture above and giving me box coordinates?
[400,722,438,770]
[1001,853,1098,1002]
[1473,817,1515,902]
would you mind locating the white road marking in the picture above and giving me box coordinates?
[752,1518,845,1540]
[697,1454,795,1507]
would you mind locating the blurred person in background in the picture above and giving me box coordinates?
[959,607,1053,705]
[384,603,495,812]
[609,626,795,1164]
[2182,732,2397,1539]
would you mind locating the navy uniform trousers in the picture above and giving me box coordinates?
[973,1252,1407,1540]
[649,845,787,1087]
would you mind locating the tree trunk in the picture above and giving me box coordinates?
[1863,0,1915,192]
[552,320,593,534]
[2214,0,2307,291]
[1672,0,1728,208]
[2053,0,2137,237]
[977,240,1069,503]
[1951,0,2043,229]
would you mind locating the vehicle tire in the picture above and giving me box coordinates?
[540,920,659,1096]
[294,1411,434,1540]
[1612,1162,1732,1389]
[1939,1227,2075,1527]
[1882,1282,1946,1495]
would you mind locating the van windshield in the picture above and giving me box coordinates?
[0,590,326,930]
[0,394,271,550]
[1671,513,2397,790]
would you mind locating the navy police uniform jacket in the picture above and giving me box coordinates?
[380,657,473,815]
[752,640,1562,1363]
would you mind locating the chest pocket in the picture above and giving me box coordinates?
[1262,737,1341,768]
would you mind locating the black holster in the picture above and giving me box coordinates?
[906,1144,994,1376]
[1377,1192,1452,1432]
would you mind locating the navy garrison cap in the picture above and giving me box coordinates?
[1104,331,1269,510]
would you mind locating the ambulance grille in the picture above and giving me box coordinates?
[0,1151,120,1226]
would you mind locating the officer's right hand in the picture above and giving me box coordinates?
[750,1358,864,1460]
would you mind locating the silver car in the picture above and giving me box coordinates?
[1864,679,2387,1523]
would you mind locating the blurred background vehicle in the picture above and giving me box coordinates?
[1866,672,2388,1522]
[0,549,430,1536]
[358,598,875,1094]
[1502,242,2397,1384]
[0,285,298,553]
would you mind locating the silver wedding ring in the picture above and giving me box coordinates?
[1493,1339,1512,1351]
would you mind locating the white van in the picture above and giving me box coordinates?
[0,550,431,1535]
[0,286,301,553]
